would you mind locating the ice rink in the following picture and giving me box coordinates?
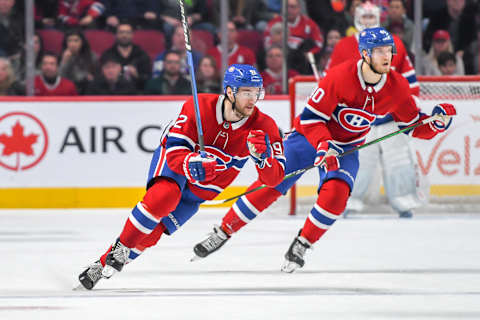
[1,208,480,320]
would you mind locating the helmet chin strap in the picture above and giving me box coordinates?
[224,93,246,121]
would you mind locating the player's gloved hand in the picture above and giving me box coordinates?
[314,141,343,172]
[183,152,219,183]
[247,130,273,168]
[430,103,456,131]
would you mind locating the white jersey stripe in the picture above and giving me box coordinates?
[128,212,152,234]
[232,202,251,223]
[136,203,160,223]
[313,203,340,220]
[307,213,330,230]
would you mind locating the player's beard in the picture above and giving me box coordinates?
[369,57,391,75]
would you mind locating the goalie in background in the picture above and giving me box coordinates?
[325,1,424,218]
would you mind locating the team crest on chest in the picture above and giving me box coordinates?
[199,145,233,171]
[336,108,376,132]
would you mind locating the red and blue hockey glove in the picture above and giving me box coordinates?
[430,103,456,132]
[247,130,273,168]
[183,152,219,183]
[314,141,343,172]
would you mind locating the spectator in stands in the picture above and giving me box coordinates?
[10,33,44,86]
[196,55,221,94]
[207,21,256,71]
[423,30,465,76]
[264,0,324,54]
[423,0,477,73]
[35,0,57,28]
[318,27,342,73]
[217,0,276,31]
[260,45,298,95]
[0,57,24,95]
[305,0,349,36]
[102,0,162,30]
[57,0,105,28]
[0,0,24,57]
[101,23,151,91]
[437,51,462,76]
[345,0,362,36]
[144,50,190,95]
[152,25,202,78]
[59,30,97,94]
[35,53,78,96]
[383,0,414,50]
[86,55,136,95]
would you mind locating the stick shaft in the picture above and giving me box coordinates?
[178,0,205,154]
[204,116,437,205]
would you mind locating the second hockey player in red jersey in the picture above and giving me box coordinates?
[192,27,456,273]
[77,64,286,289]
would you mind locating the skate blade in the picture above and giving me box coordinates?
[281,260,300,273]
[190,255,203,262]
[73,284,88,291]
[102,265,116,278]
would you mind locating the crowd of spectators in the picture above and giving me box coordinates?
[0,0,479,97]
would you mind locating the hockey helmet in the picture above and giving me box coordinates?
[354,1,380,32]
[358,27,397,57]
[223,64,264,99]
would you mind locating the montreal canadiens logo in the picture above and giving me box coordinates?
[195,145,232,171]
[0,112,49,171]
[337,108,376,132]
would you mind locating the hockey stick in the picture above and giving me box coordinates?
[178,0,206,155]
[306,52,320,81]
[203,114,448,205]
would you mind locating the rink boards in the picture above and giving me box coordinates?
[0,96,478,208]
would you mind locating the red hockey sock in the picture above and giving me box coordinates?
[301,179,349,244]
[118,178,181,248]
[222,180,282,235]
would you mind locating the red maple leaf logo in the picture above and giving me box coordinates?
[0,121,38,170]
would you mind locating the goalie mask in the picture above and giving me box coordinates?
[354,1,380,32]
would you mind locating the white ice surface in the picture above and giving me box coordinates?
[1,209,480,320]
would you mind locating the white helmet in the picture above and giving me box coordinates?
[354,1,381,32]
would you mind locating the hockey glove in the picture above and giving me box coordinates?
[247,130,273,168]
[183,152,219,183]
[430,103,456,131]
[314,141,343,172]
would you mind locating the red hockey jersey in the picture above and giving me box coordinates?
[58,0,105,26]
[261,68,299,95]
[34,75,78,96]
[207,45,257,71]
[294,59,438,150]
[325,33,419,95]
[165,94,286,200]
[264,15,324,53]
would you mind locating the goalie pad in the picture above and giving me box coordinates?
[347,122,429,213]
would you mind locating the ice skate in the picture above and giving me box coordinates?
[281,230,312,273]
[191,225,230,261]
[102,239,130,278]
[78,260,104,290]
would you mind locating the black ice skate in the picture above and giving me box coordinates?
[281,229,312,273]
[78,260,104,290]
[192,225,230,261]
[102,238,130,278]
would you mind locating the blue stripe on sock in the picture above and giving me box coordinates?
[131,206,158,231]
[235,198,257,220]
[310,207,336,226]
[129,250,140,260]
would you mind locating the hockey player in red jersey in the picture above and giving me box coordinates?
[326,1,422,218]
[326,1,418,94]
[192,27,456,273]
[78,64,286,290]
